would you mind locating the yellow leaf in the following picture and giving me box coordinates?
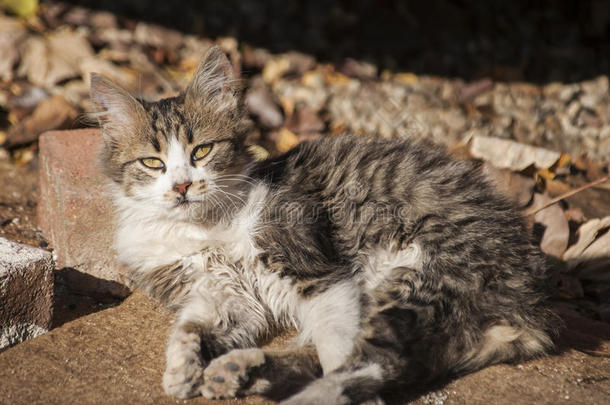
[301,70,324,88]
[262,58,291,84]
[12,147,34,166]
[394,72,418,85]
[324,70,351,85]
[279,97,295,117]
[537,168,555,181]
[0,0,38,17]
[276,128,299,153]
[247,145,270,161]
[557,153,571,168]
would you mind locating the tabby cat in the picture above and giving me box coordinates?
[90,46,555,404]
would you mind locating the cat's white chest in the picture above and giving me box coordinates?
[113,184,268,275]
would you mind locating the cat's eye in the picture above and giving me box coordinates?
[140,157,165,170]
[192,144,213,162]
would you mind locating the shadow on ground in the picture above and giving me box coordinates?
[52,268,127,328]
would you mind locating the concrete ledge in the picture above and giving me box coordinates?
[0,237,53,351]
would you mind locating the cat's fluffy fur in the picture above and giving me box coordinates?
[90,46,556,404]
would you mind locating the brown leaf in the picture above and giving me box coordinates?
[285,107,325,134]
[339,58,377,80]
[18,27,94,87]
[532,193,570,258]
[459,78,493,103]
[564,207,587,224]
[3,95,77,148]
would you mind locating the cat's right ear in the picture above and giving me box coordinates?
[89,73,145,136]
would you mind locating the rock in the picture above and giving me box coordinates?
[38,129,130,298]
[0,237,54,351]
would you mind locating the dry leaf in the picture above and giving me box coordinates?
[18,27,94,87]
[470,135,561,171]
[285,107,325,134]
[247,145,270,161]
[245,84,283,129]
[532,193,570,258]
[271,128,299,153]
[262,57,291,84]
[394,72,418,85]
[564,207,587,223]
[564,216,610,280]
[3,95,77,148]
[0,0,38,17]
[459,78,493,103]
[0,16,27,82]
[339,58,377,80]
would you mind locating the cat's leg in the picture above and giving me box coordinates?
[278,275,423,405]
[162,281,269,398]
[199,280,362,401]
[201,345,322,400]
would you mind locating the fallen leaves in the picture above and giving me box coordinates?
[531,193,570,258]
[470,135,561,171]
[18,27,94,87]
[564,217,610,275]
[0,15,26,81]
[2,95,77,148]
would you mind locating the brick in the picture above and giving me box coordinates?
[0,237,54,350]
[38,129,130,297]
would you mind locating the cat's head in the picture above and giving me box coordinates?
[90,46,251,222]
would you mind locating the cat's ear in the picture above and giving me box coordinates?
[89,73,146,135]
[185,46,237,111]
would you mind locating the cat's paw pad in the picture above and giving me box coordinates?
[201,348,265,399]
[162,357,204,399]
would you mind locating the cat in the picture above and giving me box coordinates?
[90,46,556,404]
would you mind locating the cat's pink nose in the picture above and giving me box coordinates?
[173,182,192,196]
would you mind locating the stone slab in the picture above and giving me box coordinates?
[0,237,54,351]
[0,293,608,405]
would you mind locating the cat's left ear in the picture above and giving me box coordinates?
[89,73,146,136]
[185,46,237,111]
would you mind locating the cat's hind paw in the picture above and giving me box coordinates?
[201,348,266,399]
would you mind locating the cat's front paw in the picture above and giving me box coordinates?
[201,348,266,399]
[162,357,204,399]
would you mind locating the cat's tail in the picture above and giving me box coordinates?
[454,322,554,373]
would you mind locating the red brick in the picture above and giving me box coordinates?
[38,129,130,297]
[0,237,53,350]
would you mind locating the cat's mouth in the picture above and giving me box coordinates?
[175,197,194,207]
